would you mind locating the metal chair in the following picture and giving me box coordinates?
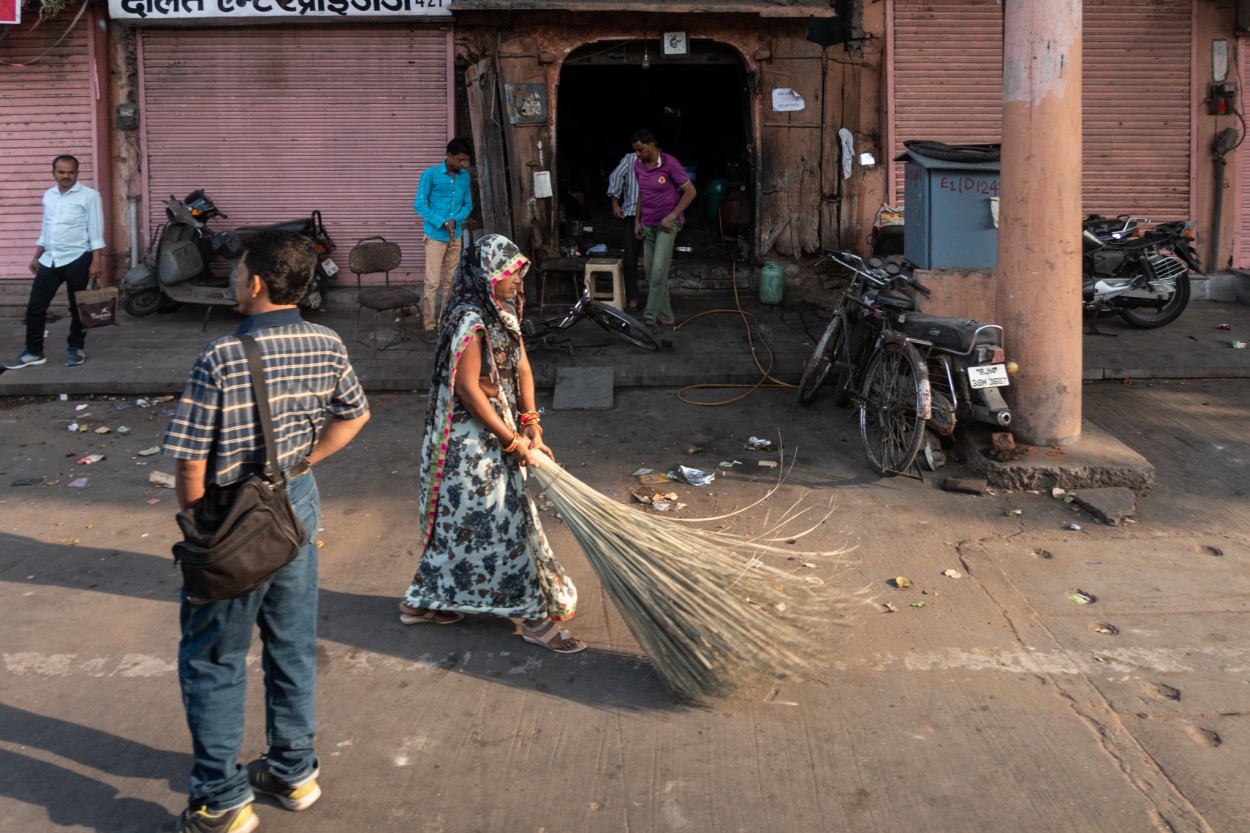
[349,236,423,355]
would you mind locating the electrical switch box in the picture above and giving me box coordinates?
[1209,82,1237,116]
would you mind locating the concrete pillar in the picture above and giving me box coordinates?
[996,0,1083,446]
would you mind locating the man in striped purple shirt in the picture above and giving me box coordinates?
[162,230,369,833]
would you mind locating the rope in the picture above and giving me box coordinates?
[675,261,796,407]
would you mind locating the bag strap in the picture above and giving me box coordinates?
[238,335,284,483]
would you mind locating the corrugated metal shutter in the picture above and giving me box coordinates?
[1083,2,1191,220]
[1234,35,1250,268]
[890,1,1191,222]
[0,14,96,282]
[889,0,1003,207]
[139,25,449,283]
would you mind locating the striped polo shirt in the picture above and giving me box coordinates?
[162,308,368,487]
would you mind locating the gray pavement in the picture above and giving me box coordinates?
[2,290,1249,833]
[3,290,1250,396]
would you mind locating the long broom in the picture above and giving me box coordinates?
[529,455,843,701]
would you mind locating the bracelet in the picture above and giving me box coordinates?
[501,433,520,453]
[519,411,541,426]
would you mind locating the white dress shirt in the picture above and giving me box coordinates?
[37,181,105,267]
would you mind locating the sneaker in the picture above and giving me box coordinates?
[169,803,258,833]
[66,348,86,367]
[247,759,321,811]
[3,351,46,370]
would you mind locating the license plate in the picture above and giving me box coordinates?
[969,363,1009,389]
[321,257,339,277]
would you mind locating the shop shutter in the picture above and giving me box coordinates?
[0,16,97,282]
[1235,36,1250,269]
[1082,2,1191,221]
[890,1,1191,222]
[888,0,1004,207]
[139,25,450,283]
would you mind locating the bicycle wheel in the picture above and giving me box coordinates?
[797,315,844,406]
[858,342,928,477]
[585,302,662,350]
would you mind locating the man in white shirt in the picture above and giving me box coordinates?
[5,155,106,369]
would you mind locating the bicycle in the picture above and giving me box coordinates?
[521,288,662,352]
[797,250,1014,477]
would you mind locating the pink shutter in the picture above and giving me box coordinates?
[0,15,96,282]
[890,0,1191,223]
[139,24,451,283]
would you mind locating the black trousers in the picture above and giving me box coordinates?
[621,215,641,305]
[25,250,92,356]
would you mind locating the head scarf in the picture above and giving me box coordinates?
[428,233,531,391]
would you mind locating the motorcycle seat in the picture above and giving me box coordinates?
[899,313,992,354]
[235,219,312,235]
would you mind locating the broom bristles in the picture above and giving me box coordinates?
[530,457,843,700]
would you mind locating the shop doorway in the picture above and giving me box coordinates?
[555,41,753,264]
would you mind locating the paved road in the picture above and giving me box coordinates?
[0,372,1246,832]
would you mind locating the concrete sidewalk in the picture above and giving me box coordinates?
[2,291,1250,396]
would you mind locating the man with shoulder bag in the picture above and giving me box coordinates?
[161,230,370,833]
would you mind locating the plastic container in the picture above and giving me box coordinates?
[759,261,784,306]
[704,178,726,220]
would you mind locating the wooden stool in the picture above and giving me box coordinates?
[583,258,625,310]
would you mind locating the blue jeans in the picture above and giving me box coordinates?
[178,471,321,812]
[641,220,682,323]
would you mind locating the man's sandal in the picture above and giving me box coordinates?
[521,620,587,654]
[399,605,465,626]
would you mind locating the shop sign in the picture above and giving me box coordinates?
[108,0,450,20]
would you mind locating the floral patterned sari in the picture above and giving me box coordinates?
[402,235,577,621]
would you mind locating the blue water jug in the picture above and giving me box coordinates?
[759,261,784,305]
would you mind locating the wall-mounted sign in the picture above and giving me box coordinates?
[108,0,451,21]
[771,88,807,113]
[505,83,547,126]
[662,31,688,57]
[1,0,20,25]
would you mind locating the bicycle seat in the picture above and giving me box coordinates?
[899,313,991,353]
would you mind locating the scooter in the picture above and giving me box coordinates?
[122,190,338,318]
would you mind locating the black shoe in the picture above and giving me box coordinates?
[246,759,321,811]
[168,803,258,833]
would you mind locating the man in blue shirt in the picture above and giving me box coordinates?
[414,138,473,333]
[5,155,106,369]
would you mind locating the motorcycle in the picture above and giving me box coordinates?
[1081,215,1201,330]
[122,190,338,317]
[798,250,1016,476]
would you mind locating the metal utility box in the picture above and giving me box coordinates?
[896,150,1000,269]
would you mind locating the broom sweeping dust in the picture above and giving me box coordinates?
[528,453,848,701]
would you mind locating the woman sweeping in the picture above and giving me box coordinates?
[399,234,585,654]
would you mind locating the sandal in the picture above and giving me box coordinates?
[520,620,587,654]
[399,605,465,626]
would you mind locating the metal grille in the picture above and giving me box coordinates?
[139,25,450,284]
[1146,254,1188,286]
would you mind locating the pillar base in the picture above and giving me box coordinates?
[960,420,1155,494]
